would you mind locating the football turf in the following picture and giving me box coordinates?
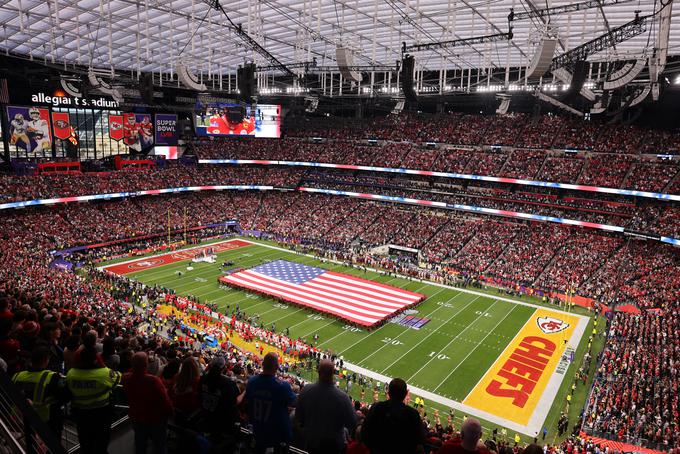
[103,238,599,441]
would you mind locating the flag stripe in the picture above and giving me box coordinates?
[233,271,389,317]
[325,271,425,299]
[220,260,426,327]
[305,278,409,309]
[223,272,381,325]
[312,275,418,306]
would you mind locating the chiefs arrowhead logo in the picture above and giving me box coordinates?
[536,316,569,334]
[110,121,122,131]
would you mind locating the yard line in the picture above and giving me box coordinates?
[268,307,306,324]
[379,295,481,373]
[356,291,469,366]
[405,299,501,382]
[316,328,353,347]
[299,319,338,339]
[433,303,519,393]
[285,313,328,331]
[333,285,449,354]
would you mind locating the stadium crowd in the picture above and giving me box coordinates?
[1,113,680,453]
[285,112,680,155]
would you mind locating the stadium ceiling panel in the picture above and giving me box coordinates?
[0,0,678,75]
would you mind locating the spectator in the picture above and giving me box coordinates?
[170,356,201,418]
[122,351,173,454]
[12,345,68,439]
[244,352,297,453]
[296,358,357,454]
[362,378,425,454]
[436,418,493,454]
[198,356,240,443]
[65,340,121,454]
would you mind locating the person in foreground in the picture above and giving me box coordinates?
[296,358,357,454]
[361,377,426,454]
[122,351,173,454]
[244,352,297,453]
[436,417,495,454]
[65,332,121,454]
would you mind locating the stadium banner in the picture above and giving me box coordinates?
[463,308,582,426]
[154,113,178,145]
[123,113,154,151]
[109,115,124,141]
[5,106,52,153]
[51,111,71,140]
[197,159,680,202]
[1,184,678,248]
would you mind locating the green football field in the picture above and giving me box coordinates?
[101,238,600,441]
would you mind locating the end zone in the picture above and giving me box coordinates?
[462,308,588,434]
[101,239,252,275]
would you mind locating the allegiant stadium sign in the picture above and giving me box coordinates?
[31,92,120,108]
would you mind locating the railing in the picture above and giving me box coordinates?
[0,369,66,454]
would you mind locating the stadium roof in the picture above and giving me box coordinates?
[0,0,678,75]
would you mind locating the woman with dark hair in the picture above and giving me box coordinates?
[102,336,120,371]
[62,334,81,372]
[39,321,65,374]
[160,358,181,390]
[170,357,201,417]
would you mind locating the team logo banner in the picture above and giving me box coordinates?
[109,115,124,141]
[123,113,154,152]
[51,112,71,140]
[5,106,52,153]
[155,113,178,145]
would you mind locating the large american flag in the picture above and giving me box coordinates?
[219,260,425,326]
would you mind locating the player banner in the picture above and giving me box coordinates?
[123,113,153,152]
[155,113,178,145]
[5,106,52,153]
[109,114,124,141]
[51,111,71,140]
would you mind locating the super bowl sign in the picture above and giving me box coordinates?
[155,114,178,146]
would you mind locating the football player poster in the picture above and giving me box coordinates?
[6,106,52,153]
[123,113,154,152]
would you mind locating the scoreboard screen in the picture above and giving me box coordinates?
[194,103,281,138]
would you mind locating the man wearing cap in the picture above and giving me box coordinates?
[435,418,494,454]
[199,355,240,443]
[362,378,425,454]
[122,351,173,454]
[244,352,297,453]
[296,359,356,454]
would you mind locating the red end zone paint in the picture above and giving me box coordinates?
[103,240,251,275]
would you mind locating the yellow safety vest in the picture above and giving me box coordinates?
[66,367,121,410]
[12,370,57,421]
